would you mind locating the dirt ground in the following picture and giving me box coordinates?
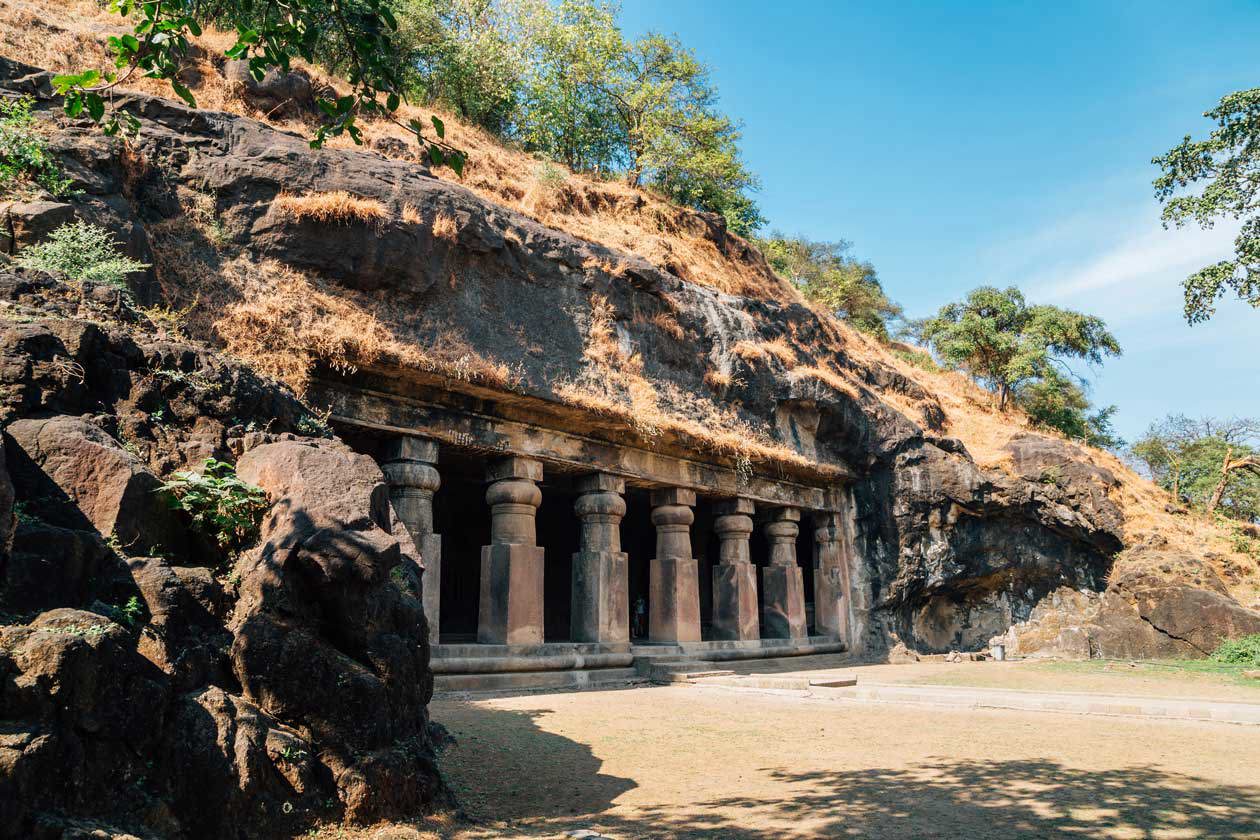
[316,664,1260,840]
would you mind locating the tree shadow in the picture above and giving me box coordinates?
[429,703,1260,840]
[433,699,637,828]
[593,758,1260,839]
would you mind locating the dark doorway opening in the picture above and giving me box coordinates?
[624,488,654,641]
[432,449,491,642]
[538,478,580,642]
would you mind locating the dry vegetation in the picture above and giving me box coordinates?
[7,0,1254,602]
[556,295,828,474]
[0,0,793,302]
[148,214,515,396]
[272,190,389,225]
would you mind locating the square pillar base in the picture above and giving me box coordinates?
[571,550,629,643]
[420,534,442,642]
[649,557,701,644]
[813,563,846,641]
[712,563,759,641]
[478,544,545,645]
[761,564,807,639]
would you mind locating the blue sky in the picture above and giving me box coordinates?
[619,0,1260,442]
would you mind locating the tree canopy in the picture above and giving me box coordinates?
[758,235,902,339]
[392,0,764,233]
[1153,87,1260,323]
[915,286,1121,410]
[1131,415,1260,521]
[55,0,466,170]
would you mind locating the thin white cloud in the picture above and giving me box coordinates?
[1028,220,1240,306]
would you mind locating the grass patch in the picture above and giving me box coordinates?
[272,190,388,225]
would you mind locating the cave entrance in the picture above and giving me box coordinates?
[624,487,654,641]
[432,449,490,642]
[694,496,717,640]
[537,476,579,642]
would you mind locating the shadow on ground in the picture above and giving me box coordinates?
[433,698,1260,839]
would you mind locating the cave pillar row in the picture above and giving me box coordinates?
[711,498,759,641]
[761,506,807,639]
[571,473,629,644]
[813,511,848,643]
[648,487,702,644]
[478,456,545,645]
[381,435,442,642]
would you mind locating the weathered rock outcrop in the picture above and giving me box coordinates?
[995,541,1260,659]
[0,60,1196,659]
[0,272,444,838]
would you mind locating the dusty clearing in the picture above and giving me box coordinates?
[323,671,1260,840]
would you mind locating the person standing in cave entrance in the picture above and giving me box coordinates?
[632,595,647,639]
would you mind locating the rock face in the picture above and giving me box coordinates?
[996,544,1260,659]
[0,273,444,838]
[0,70,1148,657]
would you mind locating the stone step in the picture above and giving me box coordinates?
[699,674,858,691]
[434,667,641,694]
[646,660,736,684]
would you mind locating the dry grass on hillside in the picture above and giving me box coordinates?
[556,294,827,474]
[147,215,516,396]
[839,324,1260,606]
[272,190,389,225]
[3,0,793,301]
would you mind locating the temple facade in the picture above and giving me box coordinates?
[315,374,867,691]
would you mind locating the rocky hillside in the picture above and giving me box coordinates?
[1,8,1260,837]
[0,268,448,838]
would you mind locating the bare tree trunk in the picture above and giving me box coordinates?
[1205,447,1260,515]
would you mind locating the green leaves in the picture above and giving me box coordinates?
[1154,87,1260,323]
[918,286,1121,416]
[159,457,269,556]
[0,97,76,199]
[52,0,468,175]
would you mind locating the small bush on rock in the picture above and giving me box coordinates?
[160,457,269,554]
[0,96,74,198]
[16,220,148,290]
[1211,633,1260,666]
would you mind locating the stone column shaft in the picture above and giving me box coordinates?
[761,507,807,639]
[648,487,701,644]
[813,512,847,642]
[711,498,758,641]
[381,436,442,642]
[571,473,629,644]
[478,456,545,646]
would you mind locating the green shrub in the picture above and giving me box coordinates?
[16,221,149,291]
[1210,633,1260,666]
[892,347,940,372]
[0,96,73,198]
[159,457,269,555]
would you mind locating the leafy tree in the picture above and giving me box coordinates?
[514,0,627,173]
[1131,415,1260,520]
[612,33,763,235]
[759,235,902,338]
[917,286,1121,410]
[54,0,465,171]
[392,0,536,134]
[1014,371,1122,449]
[1153,88,1260,323]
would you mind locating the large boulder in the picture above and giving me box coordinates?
[5,416,184,556]
[995,549,1260,659]
[0,609,170,839]
[231,439,442,823]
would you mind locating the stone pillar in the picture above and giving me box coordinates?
[761,507,807,639]
[812,512,847,641]
[571,473,629,644]
[711,498,759,641]
[648,488,702,644]
[478,456,545,646]
[381,436,442,641]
